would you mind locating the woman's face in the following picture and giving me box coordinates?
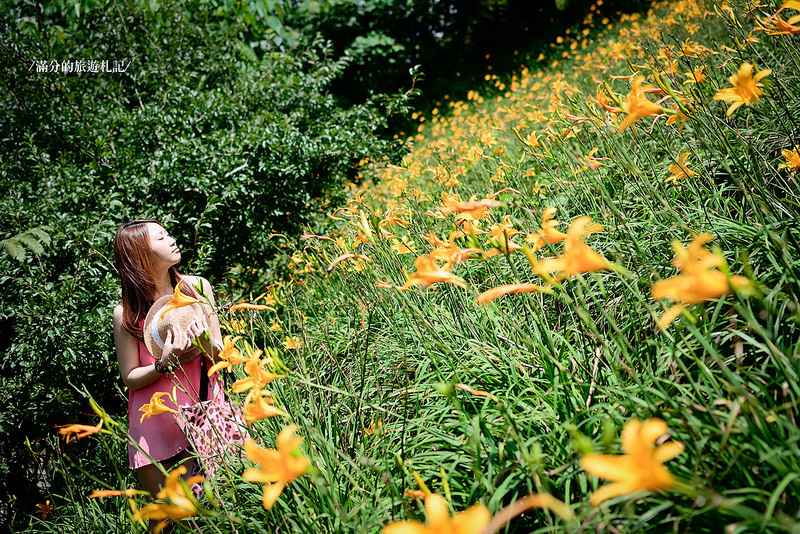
[146,222,181,268]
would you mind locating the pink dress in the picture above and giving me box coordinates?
[127,335,223,469]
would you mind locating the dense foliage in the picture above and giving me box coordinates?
[19,0,800,532]
[0,0,411,524]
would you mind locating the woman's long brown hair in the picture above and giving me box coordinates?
[113,219,185,340]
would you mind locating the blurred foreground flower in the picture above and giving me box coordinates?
[713,63,770,116]
[581,418,684,505]
[383,493,489,534]
[651,233,750,328]
[56,420,105,443]
[533,217,613,280]
[242,425,310,509]
[132,466,203,532]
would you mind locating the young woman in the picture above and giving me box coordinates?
[112,219,223,503]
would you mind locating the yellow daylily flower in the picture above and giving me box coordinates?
[159,279,201,319]
[243,390,287,425]
[713,63,771,116]
[138,391,177,423]
[383,493,489,534]
[132,466,203,532]
[229,302,269,313]
[242,425,310,509]
[533,217,612,280]
[651,233,750,328]
[778,147,800,174]
[618,77,664,133]
[581,418,684,505]
[477,283,552,305]
[665,152,697,184]
[232,352,278,403]
[399,255,467,290]
[524,207,567,251]
[207,335,244,376]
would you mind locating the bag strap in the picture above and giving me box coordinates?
[200,356,210,402]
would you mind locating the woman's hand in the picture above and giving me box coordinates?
[159,316,212,368]
[160,327,191,368]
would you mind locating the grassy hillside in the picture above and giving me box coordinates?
[35,0,800,532]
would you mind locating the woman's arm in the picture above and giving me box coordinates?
[114,304,161,391]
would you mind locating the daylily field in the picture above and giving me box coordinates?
[44,0,800,532]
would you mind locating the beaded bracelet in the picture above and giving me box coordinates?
[153,359,173,374]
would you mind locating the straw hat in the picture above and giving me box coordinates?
[143,294,213,361]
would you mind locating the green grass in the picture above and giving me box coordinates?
[32,0,800,532]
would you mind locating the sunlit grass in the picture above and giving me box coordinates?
[36,0,800,532]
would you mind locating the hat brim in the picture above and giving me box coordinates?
[143,295,213,361]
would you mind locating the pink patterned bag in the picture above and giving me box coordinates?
[177,359,246,498]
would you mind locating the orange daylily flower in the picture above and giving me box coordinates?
[139,391,177,423]
[420,231,447,247]
[581,418,683,505]
[242,425,310,509]
[132,465,203,531]
[57,420,105,443]
[232,352,278,403]
[207,335,244,376]
[525,207,567,251]
[713,63,771,116]
[399,255,467,290]
[533,217,611,280]
[439,193,499,220]
[243,390,287,424]
[618,77,664,133]
[36,501,54,519]
[327,253,370,272]
[595,86,623,113]
[363,418,383,435]
[404,489,427,500]
[487,215,519,240]
[230,303,269,313]
[283,336,303,349]
[651,233,750,329]
[477,283,551,305]
[159,279,201,319]
[665,152,697,184]
[383,493,489,534]
[755,14,800,35]
[778,147,800,174]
